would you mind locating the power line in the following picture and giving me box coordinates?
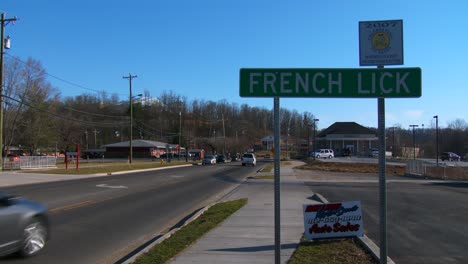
[4,53,128,96]
[134,120,179,136]
[3,94,129,127]
[4,93,129,119]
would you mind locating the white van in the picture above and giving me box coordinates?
[241,153,257,166]
[313,149,334,159]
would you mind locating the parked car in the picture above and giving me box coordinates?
[241,153,256,166]
[441,152,461,161]
[216,155,227,163]
[202,155,216,165]
[0,191,49,258]
[81,151,104,159]
[313,149,334,159]
[368,149,379,157]
[6,154,20,162]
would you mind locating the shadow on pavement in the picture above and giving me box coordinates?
[428,182,468,188]
[209,243,298,252]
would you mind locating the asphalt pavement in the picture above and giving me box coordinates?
[0,161,388,264]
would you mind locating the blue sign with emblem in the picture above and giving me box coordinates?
[359,20,403,66]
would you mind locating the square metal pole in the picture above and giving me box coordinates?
[273,97,281,264]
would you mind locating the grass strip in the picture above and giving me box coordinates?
[134,198,248,264]
[296,161,406,175]
[289,238,376,264]
[259,161,294,173]
[253,175,274,180]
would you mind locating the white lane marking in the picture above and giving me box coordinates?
[171,175,185,178]
[96,184,128,189]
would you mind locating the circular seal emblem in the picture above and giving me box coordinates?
[371,31,391,50]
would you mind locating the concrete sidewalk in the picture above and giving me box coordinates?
[168,160,317,264]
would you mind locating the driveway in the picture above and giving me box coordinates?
[295,168,468,264]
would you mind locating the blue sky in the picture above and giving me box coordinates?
[2,0,467,130]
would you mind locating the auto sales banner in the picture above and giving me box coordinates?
[303,201,364,240]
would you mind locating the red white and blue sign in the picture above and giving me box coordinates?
[303,201,364,240]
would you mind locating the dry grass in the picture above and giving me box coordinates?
[296,161,406,175]
[289,238,376,264]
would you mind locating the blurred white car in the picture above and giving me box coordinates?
[0,191,50,258]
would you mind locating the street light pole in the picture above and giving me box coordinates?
[313,118,319,160]
[123,74,137,164]
[286,128,290,159]
[388,127,396,157]
[433,115,439,166]
[0,13,17,170]
[307,125,310,157]
[178,111,181,161]
[410,125,419,160]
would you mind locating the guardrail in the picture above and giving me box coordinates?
[3,156,57,170]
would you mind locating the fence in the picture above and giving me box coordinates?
[406,160,428,176]
[3,156,57,170]
[406,160,468,180]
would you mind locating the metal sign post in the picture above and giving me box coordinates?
[378,94,387,264]
[359,19,405,264]
[273,97,281,264]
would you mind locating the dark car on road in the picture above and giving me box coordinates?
[441,152,461,161]
[0,192,50,258]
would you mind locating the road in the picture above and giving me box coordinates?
[298,170,468,264]
[0,162,257,264]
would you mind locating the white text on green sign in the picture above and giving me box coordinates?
[239,68,421,98]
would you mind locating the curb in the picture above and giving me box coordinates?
[120,203,214,264]
[312,193,395,264]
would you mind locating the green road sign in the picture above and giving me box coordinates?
[239,68,421,98]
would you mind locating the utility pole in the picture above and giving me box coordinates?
[93,129,99,149]
[84,130,89,150]
[0,13,17,170]
[213,130,216,154]
[123,73,137,164]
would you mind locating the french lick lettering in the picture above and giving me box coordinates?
[358,71,410,95]
[248,71,412,96]
[249,72,342,95]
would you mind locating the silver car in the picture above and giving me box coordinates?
[241,153,256,166]
[0,191,49,257]
[202,155,216,165]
